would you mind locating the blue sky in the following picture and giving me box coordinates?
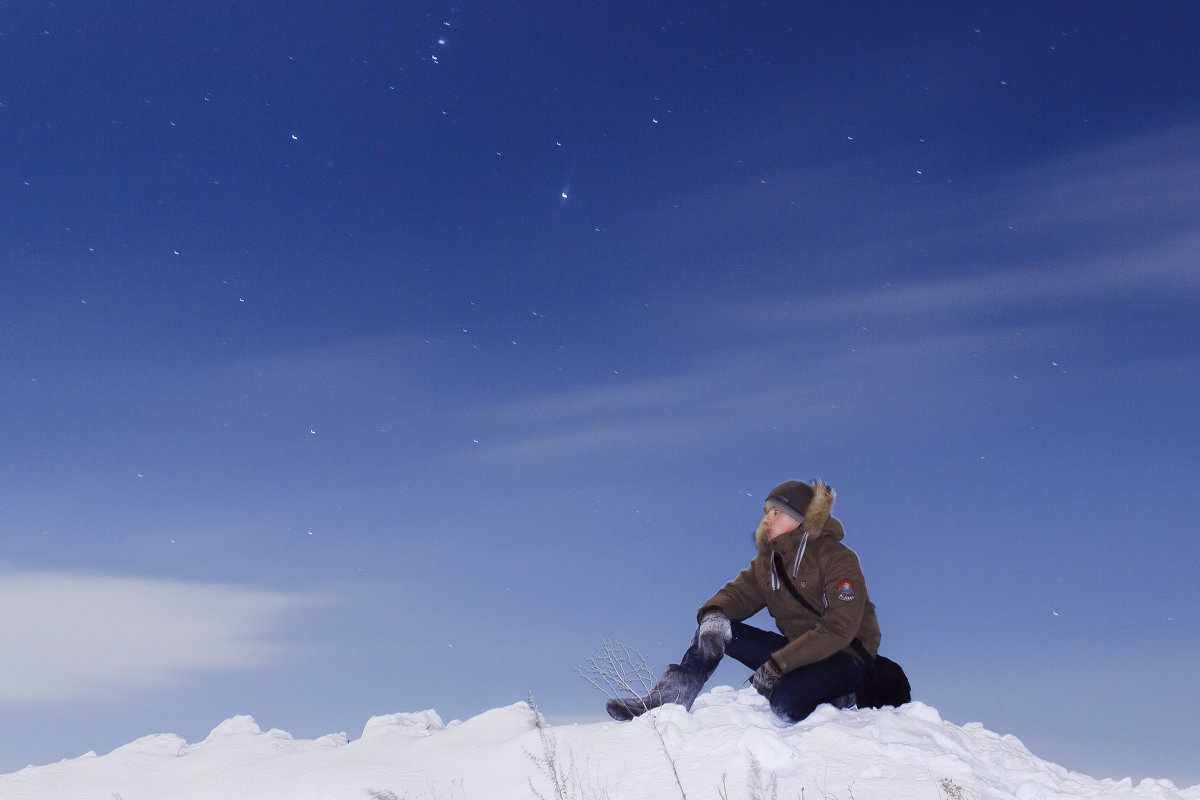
[2,0,1198,785]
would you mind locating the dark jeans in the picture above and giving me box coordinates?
[680,620,866,722]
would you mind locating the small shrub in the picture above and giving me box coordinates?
[938,778,966,800]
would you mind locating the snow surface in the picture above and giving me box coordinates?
[2,688,1196,800]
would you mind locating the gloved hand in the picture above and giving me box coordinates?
[696,611,732,660]
[750,659,783,698]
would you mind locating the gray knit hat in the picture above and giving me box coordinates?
[765,480,815,523]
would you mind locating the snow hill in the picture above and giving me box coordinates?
[2,688,1196,800]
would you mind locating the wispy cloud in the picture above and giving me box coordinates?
[451,124,1200,466]
[1008,121,1200,233]
[735,124,1200,328]
[733,227,1200,335]
[453,320,1061,466]
[0,572,320,704]
[452,374,726,463]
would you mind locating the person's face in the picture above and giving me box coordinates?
[761,504,801,541]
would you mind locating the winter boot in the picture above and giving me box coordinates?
[605,664,704,721]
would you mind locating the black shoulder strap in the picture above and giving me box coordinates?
[772,551,875,666]
[772,551,823,617]
[849,638,876,667]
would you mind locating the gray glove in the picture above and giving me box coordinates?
[696,611,732,659]
[751,659,782,698]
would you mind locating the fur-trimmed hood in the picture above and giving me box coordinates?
[754,479,836,551]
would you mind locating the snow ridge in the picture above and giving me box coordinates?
[3,688,1197,800]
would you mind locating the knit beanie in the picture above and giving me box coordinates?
[765,480,815,523]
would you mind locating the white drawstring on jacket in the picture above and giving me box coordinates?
[769,531,808,591]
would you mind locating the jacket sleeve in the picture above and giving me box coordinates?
[697,560,766,623]
[770,543,868,674]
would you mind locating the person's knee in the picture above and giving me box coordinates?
[769,691,817,723]
[766,679,819,722]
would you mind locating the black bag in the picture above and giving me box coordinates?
[852,651,912,709]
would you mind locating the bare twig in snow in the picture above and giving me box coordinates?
[574,637,657,704]
[576,638,687,800]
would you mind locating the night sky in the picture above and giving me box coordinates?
[3,0,1198,786]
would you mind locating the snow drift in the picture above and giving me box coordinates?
[2,688,1196,800]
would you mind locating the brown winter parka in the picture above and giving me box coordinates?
[697,502,881,676]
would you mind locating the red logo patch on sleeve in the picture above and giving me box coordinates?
[836,580,856,601]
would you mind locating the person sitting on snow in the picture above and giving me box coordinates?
[607,479,881,723]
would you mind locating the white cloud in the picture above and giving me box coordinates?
[451,319,1056,465]
[726,124,1200,331]
[731,226,1200,334]
[1008,121,1200,230]
[0,572,319,704]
